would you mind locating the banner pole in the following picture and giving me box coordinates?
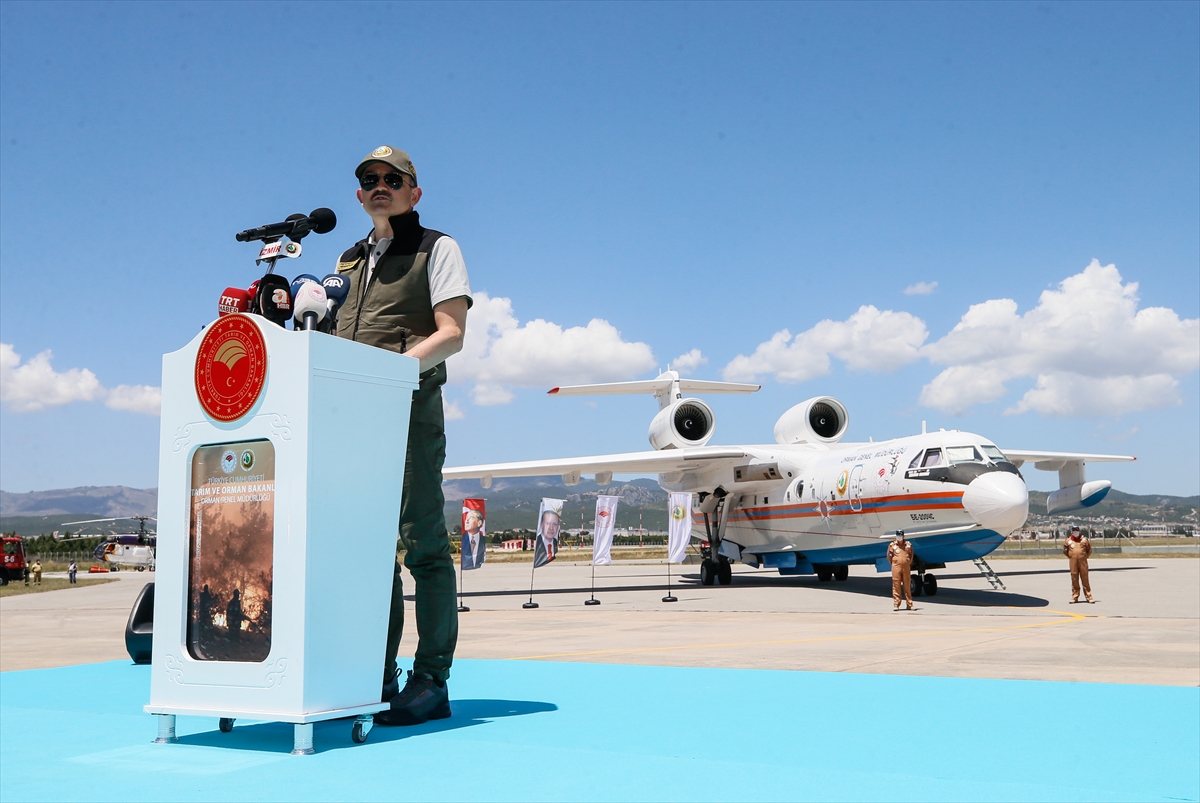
[457,553,469,613]
[586,558,600,605]
[662,556,677,603]
[523,554,539,609]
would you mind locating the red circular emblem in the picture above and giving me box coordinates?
[194,315,268,422]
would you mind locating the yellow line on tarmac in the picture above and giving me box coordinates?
[508,608,1088,661]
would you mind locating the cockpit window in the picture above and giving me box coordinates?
[921,448,943,468]
[946,446,982,464]
[981,445,1008,462]
[909,452,924,469]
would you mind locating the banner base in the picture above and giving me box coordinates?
[522,602,539,609]
[585,599,601,606]
[662,595,678,603]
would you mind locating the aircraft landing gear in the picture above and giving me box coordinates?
[834,566,849,582]
[816,566,833,582]
[701,558,733,586]
[911,574,924,598]
[717,558,732,585]
[700,559,716,586]
[923,573,938,596]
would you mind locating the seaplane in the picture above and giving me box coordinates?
[444,372,1134,595]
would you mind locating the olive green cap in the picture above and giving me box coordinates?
[355,146,417,186]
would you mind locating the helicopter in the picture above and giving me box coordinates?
[60,516,157,572]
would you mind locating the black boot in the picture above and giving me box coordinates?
[381,669,401,703]
[376,670,451,726]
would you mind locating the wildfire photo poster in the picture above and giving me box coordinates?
[668,492,693,564]
[461,498,487,570]
[534,498,565,568]
[593,495,620,566]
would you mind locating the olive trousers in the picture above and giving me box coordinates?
[383,393,458,686]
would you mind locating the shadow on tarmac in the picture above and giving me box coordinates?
[176,698,558,753]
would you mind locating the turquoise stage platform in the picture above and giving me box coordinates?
[1,659,1196,801]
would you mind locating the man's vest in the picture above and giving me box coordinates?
[335,211,448,425]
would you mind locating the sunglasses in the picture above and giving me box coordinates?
[360,172,409,191]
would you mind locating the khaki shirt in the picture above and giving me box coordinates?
[1064,536,1091,559]
[887,541,913,567]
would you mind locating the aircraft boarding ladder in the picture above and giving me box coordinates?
[972,557,1006,590]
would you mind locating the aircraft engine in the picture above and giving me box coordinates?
[648,398,716,450]
[773,397,849,445]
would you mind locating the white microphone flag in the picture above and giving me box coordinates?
[667,492,693,564]
[592,496,620,566]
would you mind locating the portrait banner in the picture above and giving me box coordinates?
[593,495,620,566]
[667,492,693,564]
[461,498,487,570]
[534,498,565,569]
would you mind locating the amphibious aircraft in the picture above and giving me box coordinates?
[444,372,1134,594]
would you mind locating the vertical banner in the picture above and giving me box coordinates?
[534,498,565,568]
[592,496,620,566]
[667,492,693,564]
[461,499,486,570]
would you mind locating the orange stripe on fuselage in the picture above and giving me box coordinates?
[694,491,966,523]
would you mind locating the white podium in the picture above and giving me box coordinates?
[145,314,418,753]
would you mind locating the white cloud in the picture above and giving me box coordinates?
[904,281,938,296]
[105,385,162,415]
[723,305,928,383]
[920,260,1199,416]
[443,399,466,420]
[447,292,656,404]
[1,343,159,416]
[671,349,707,374]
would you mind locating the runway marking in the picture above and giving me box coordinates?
[508,608,1088,661]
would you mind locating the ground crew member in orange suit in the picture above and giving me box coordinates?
[887,531,914,610]
[1064,526,1093,603]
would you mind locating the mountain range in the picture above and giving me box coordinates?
[1,481,1194,537]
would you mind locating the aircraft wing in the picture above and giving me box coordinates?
[1000,449,1136,469]
[443,446,750,482]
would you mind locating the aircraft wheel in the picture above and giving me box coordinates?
[700,560,716,586]
[834,566,849,581]
[717,560,732,585]
[219,717,235,733]
[137,566,146,572]
[816,567,833,582]
[923,574,938,596]
[911,575,924,597]
[111,565,119,572]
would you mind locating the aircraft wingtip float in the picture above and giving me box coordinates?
[445,371,1134,592]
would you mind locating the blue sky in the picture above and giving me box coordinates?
[1,1,1197,496]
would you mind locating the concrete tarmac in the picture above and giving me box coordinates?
[3,559,1197,686]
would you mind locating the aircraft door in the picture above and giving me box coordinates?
[849,464,883,533]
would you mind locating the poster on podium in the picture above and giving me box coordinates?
[187,440,275,662]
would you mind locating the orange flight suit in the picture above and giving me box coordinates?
[1064,535,1092,602]
[887,540,914,609]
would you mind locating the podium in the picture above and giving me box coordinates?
[145,314,418,753]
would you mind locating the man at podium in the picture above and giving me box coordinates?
[335,145,472,726]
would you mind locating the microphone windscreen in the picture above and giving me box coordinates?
[290,274,320,301]
[218,287,252,317]
[293,282,328,322]
[256,274,293,327]
[308,207,337,235]
[321,274,350,305]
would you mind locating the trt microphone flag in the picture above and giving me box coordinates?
[533,498,565,569]
[592,496,620,566]
[667,492,693,564]
[461,499,486,571]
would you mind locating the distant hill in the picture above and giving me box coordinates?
[3,482,1194,538]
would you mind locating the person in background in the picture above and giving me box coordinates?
[31,560,42,586]
[886,531,914,611]
[68,560,78,584]
[1064,525,1094,603]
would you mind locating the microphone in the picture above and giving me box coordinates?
[235,208,337,243]
[293,282,328,331]
[218,287,252,317]
[289,274,320,302]
[320,274,350,331]
[255,274,293,327]
[246,280,261,314]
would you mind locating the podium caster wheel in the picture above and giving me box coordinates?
[219,717,235,733]
[352,715,373,744]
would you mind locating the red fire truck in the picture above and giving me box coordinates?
[1,536,29,585]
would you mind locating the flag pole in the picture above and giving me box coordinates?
[662,557,677,603]
[523,550,539,609]
[457,550,469,613]
[586,557,600,605]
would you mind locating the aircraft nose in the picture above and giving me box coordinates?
[962,472,1029,535]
